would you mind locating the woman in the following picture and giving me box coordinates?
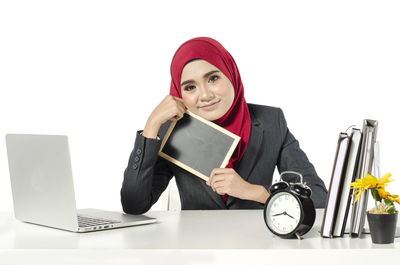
[121,37,327,214]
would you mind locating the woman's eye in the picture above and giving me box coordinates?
[184,85,196,91]
[208,75,219,83]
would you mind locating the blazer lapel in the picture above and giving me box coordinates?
[226,115,264,207]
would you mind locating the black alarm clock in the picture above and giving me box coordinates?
[263,171,316,239]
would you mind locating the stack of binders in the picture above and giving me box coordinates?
[321,119,378,238]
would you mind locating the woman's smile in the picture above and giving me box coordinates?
[199,99,221,111]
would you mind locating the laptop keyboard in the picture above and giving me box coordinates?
[77,215,121,228]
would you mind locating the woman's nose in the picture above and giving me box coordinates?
[199,85,214,101]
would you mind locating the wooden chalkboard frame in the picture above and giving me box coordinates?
[158,110,241,181]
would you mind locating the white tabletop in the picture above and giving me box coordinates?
[1,209,399,265]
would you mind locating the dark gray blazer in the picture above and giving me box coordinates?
[121,104,327,214]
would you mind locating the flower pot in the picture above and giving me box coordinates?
[366,211,398,244]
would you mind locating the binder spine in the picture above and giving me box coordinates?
[321,133,350,238]
[349,119,378,237]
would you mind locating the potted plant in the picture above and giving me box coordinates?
[350,173,400,244]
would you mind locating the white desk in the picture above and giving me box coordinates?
[1,209,399,265]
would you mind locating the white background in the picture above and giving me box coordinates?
[1,0,399,212]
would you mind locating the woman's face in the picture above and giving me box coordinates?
[180,60,235,121]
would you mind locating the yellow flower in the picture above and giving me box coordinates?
[377,173,393,188]
[350,174,378,190]
[351,189,363,204]
[350,174,377,203]
[373,184,400,205]
[391,197,400,204]
[350,173,394,204]
[387,194,400,205]
[377,188,388,199]
[351,173,398,213]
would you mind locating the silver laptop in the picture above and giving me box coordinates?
[5,134,156,232]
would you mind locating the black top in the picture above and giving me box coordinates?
[121,104,328,214]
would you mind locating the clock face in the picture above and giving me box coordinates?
[265,191,302,235]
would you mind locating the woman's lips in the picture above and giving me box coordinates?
[199,100,221,111]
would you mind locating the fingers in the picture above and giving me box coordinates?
[207,175,226,187]
[171,109,184,121]
[162,95,185,108]
[173,96,184,103]
[206,168,242,197]
[147,94,188,129]
[171,96,185,109]
[215,187,227,195]
[212,180,227,190]
[208,177,227,195]
[206,169,231,195]
[207,168,234,185]
[175,103,186,117]
[161,95,186,122]
[210,168,234,176]
[172,97,186,119]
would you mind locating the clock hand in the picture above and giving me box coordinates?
[285,212,296,220]
[272,212,285,217]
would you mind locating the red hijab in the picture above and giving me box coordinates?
[170,37,251,170]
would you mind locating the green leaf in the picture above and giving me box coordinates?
[384,198,394,206]
[387,206,396,214]
[371,188,381,202]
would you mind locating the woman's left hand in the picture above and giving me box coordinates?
[206,168,270,203]
[206,168,252,200]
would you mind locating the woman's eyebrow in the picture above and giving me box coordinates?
[180,70,220,87]
[203,70,220,78]
[181,79,194,87]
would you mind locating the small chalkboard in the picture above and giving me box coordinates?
[158,110,240,181]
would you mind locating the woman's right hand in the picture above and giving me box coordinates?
[142,95,186,139]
